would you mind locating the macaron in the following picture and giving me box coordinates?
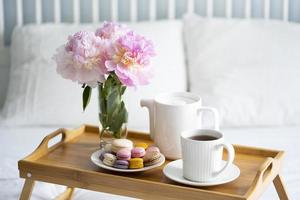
[112,139,133,153]
[103,153,116,167]
[129,158,144,169]
[114,160,129,169]
[99,151,106,161]
[135,142,148,149]
[116,148,131,161]
[146,146,160,154]
[104,143,112,153]
[143,151,161,167]
[131,147,146,158]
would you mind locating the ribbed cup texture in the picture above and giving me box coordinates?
[181,137,223,182]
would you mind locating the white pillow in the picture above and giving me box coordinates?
[1,20,187,130]
[183,14,300,127]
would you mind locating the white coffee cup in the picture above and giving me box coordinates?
[181,129,235,182]
[141,92,219,159]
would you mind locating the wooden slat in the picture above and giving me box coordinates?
[283,0,289,21]
[73,0,80,23]
[273,175,290,200]
[130,0,137,22]
[245,0,251,18]
[168,0,175,19]
[264,0,270,19]
[20,179,35,200]
[207,0,213,17]
[92,0,99,23]
[0,0,4,46]
[35,0,42,24]
[16,0,23,26]
[55,187,75,200]
[19,167,244,200]
[149,0,156,21]
[187,0,195,14]
[54,0,61,23]
[111,0,118,21]
[226,0,232,18]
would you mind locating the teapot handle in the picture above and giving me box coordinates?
[140,99,155,140]
[197,107,220,130]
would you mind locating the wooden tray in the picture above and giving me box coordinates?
[18,125,289,200]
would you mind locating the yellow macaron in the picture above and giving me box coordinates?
[135,142,148,150]
[129,158,144,169]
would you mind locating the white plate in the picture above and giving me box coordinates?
[91,150,165,172]
[163,159,240,186]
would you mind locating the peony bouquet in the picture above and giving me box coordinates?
[53,22,155,142]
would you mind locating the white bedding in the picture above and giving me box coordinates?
[0,126,299,199]
[183,15,300,128]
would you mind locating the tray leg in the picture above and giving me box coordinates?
[55,187,75,200]
[273,175,289,200]
[19,179,35,200]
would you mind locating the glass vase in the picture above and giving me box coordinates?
[98,123,128,149]
[98,74,128,149]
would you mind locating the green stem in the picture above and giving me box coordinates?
[99,127,107,140]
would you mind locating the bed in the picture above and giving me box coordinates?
[0,0,300,199]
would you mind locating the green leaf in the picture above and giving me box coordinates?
[120,86,126,95]
[82,85,92,111]
[98,84,106,114]
[107,87,121,119]
[109,102,128,135]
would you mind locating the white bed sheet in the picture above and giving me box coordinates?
[0,126,299,199]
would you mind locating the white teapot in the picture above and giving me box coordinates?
[140,92,219,159]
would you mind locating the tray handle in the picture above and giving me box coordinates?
[41,128,66,150]
[23,126,86,161]
[259,157,274,182]
[245,157,274,198]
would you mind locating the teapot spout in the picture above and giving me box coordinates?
[140,99,155,140]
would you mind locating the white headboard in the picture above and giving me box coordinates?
[0,0,294,46]
[0,0,295,109]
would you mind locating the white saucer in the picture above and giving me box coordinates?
[91,150,165,173]
[163,160,240,186]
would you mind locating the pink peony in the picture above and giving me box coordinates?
[53,31,107,87]
[104,31,155,87]
[95,21,129,40]
[54,22,155,88]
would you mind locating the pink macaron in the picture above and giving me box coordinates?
[146,146,160,153]
[116,148,131,161]
[131,147,146,158]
